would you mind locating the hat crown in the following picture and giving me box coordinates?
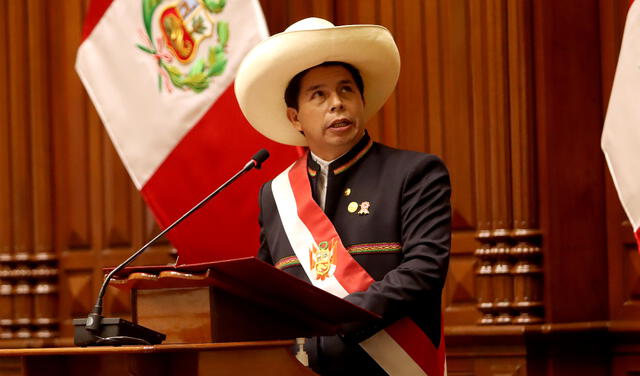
[285,17,335,32]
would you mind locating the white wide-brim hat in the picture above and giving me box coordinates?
[235,17,401,146]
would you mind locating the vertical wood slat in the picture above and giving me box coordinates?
[423,0,444,157]
[394,0,428,152]
[487,0,514,325]
[259,0,289,34]
[0,0,12,259]
[507,0,543,324]
[440,0,476,230]
[486,0,512,233]
[507,0,536,232]
[312,0,333,20]
[59,0,91,250]
[333,0,353,24]
[353,0,380,139]
[378,0,398,148]
[8,0,34,258]
[102,111,134,248]
[28,0,59,338]
[468,0,495,325]
[469,0,492,237]
[28,0,54,257]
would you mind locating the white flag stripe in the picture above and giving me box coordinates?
[360,330,429,376]
[602,1,640,231]
[76,0,268,188]
[271,167,351,297]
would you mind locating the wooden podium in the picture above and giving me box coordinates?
[0,258,378,376]
[110,257,378,344]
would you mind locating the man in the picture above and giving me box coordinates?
[235,18,450,376]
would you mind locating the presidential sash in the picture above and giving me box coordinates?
[271,153,446,376]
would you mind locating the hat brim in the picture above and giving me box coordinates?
[235,24,400,146]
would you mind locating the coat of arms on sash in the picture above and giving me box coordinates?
[136,0,230,93]
[309,238,338,280]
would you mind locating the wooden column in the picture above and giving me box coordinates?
[506,0,543,324]
[0,0,12,340]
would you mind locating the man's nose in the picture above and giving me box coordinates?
[329,92,344,112]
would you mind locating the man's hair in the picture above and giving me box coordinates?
[284,61,365,110]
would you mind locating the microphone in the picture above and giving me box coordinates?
[73,149,270,346]
[251,149,269,169]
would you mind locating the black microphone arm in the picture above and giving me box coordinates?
[74,149,270,346]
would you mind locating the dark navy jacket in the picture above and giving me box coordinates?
[258,132,451,375]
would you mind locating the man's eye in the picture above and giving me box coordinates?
[312,91,324,99]
[341,86,354,92]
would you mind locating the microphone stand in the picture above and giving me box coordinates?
[73,149,269,346]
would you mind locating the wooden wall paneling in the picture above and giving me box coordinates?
[422,0,444,157]
[440,0,475,231]
[57,0,91,251]
[7,0,35,339]
[436,0,481,325]
[468,0,496,325]
[311,0,333,20]
[445,231,483,324]
[378,0,399,148]
[506,0,543,325]
[27,0,58,339]
[259,0,289,35]
[288,0,313,22]
[532,0,608,323]
[394,0,427,153]
[338,0,384,142]
[102,116,131,250]
[0,0,13,340]
[52,0,97,338]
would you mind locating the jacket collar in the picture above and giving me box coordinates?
[307,131,374,177]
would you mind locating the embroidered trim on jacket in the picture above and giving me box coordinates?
[333,138,374,175]
[347,242,402,255]
[275,256,301,270]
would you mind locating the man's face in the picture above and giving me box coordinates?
[287,65,365,161]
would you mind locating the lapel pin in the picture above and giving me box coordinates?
[358,201,370,215]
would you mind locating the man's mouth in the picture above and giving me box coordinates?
[328,119,352,129]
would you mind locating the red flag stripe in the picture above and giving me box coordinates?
[82,0,114,41]
[141,85,299,264]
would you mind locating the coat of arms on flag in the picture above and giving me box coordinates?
[136,0,230,93]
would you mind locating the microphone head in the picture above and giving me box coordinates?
[252,149,270,169]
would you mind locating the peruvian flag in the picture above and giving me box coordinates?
[602,0,640,250]
[76,0,298,264]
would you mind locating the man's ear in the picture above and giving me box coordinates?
[287,107,303,132]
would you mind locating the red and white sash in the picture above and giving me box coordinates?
[271,153,446,376]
